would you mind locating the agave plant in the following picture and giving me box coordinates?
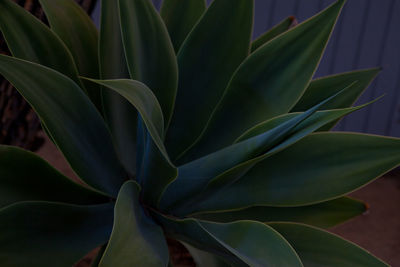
[0,0,398,266]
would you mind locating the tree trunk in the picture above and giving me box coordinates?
[0,0,97,151]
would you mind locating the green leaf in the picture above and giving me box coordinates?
[165,0,254,160]
[119,0,178,125]
[99,181,169,267]
[292,68,380,112]
[0,55,127,196]
[269,223,388,267]
[0,202,114,267]
[85,79,177,206]
[0,145,108,209]
[184,0,345,162]
[160,0,206,52]
[251,16,297,52]
[99,0,137,176]
[39,0,102,110]
[0,0,80,85]
[193,197,367,229]
[200,220,303,267]
[188,132,400,212]
[235,97,379,143]
[160,87,362,214]
[183,242,232,267]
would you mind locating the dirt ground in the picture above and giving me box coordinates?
[36,136,400,266]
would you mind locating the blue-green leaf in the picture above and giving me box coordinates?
[85,79,177,206]
[99,181,169,267]
[184,0,345,162]
[165,0,254,160]
[39,0,102,110]
[119,0,178,125]
[269,223,388,267]
[0,202,113,267]
[0,55,127,196]
[189,132,400,212]
[0,145,108,208]
[160,0,207,52]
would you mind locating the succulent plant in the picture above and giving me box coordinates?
[0,0,398,266]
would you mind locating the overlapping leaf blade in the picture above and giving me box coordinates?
[270,223,388,266]
[0,202,114,267]
[193,197,367,229]
[188,132,400,213]
[292,68,380,112]
[182,0,345,162]
[200,221,303,267]
[99,0,137,177]
[39,0,102,109]
[0,145,108,208]
[165,0,254,160]
[0,0,80,84]
[251,16,297,52]
[183,243,231,267]
[99,181,169,267]
[0,55,126,196]
[160,0,207,52]
[119,0,178,125]
[86,79,177,206]
[160,87,363,213]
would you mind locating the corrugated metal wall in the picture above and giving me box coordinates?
[94,0,400,137]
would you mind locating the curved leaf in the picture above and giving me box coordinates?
[161,88,363,214]
[119,0,178,125]
[39,0,102,109]
[99,181,168,267]
[86,79,177,206]
[99,0,137,176]
[251,16,297,52]
[193,197,367,229]
[0,145,108,208]
[269,223,388,267]
[200,220,303,267]
[160,0,206,52]
[292,68,380,112]
[183,243,231,267]
[0,55,127,196]
[165,0,254,160]
[189,132,400,212]
[0,0,80,84]
[185,0,345,162]
[0,202,114,267]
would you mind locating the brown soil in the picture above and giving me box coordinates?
[36,135,400,266]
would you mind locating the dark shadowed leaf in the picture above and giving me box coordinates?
[184,0,345,162]
[39,0,102,109]
[119,0,178,125]
[270,223,388,267]
[0,0,80,84]
[0,202,113,267]
[0,55,127,196]
[99,181,169,267]
[161,0,206,52]
[251,16,297,52]
[0,145,108,208]
[99,0,137,177]
[193,197,367,229]
[165,0,254,161]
